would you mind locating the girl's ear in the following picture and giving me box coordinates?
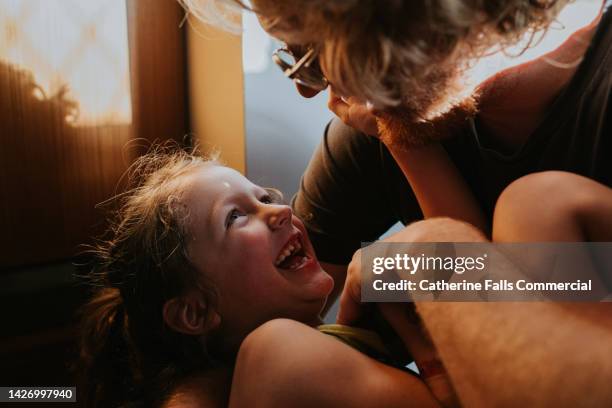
[163,291,220,336]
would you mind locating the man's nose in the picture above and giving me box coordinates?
[296,83,321,98]
[266,205,292,230]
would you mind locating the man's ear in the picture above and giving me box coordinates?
[163,291,220,336]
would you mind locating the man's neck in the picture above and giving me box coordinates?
[474,1,604,151]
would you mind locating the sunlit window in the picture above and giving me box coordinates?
[0,0,131,125]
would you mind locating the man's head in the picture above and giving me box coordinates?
[184,0,568,119]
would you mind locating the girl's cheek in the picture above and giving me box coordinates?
[243,223,272,242]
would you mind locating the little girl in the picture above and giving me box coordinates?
[78,147,447,407]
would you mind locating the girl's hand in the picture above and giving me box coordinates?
[328,90,379,137]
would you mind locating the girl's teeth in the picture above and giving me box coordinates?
[275,238,305,266]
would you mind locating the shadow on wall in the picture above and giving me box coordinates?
[0,60,131,269]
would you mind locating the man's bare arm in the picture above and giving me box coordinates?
[410,218,612,406]
[338,218,612,406]
[417,302,612,407]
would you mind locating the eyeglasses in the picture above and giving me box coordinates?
[272,45,329,92]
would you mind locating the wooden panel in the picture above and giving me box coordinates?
[0,0,190,390]
[187,15,246,173]
[127,0,190,151]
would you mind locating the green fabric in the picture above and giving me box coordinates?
[318,324,391,361]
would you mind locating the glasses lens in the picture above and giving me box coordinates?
[273,47,329,91]
[273,49,297,69]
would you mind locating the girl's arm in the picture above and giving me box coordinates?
[383,134,489,232]
[385,140,488,233]
[327,92,487,232]
[373,120,482,406]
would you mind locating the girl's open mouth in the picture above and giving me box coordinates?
[275,233,312,270]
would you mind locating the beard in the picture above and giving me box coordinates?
[376,66,479,150]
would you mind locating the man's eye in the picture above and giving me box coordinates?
[226,209,243,228]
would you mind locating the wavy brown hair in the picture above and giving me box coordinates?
[77,147,219,407]
[181,0,570,114]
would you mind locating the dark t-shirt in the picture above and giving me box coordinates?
[292,6,611,265]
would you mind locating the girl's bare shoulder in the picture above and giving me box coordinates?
[229,318,437,408]
[161,366,232,408]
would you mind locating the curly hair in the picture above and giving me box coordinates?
[181,0,570,114]
[77,146,220,407]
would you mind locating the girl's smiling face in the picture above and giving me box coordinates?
[182,164,334,346]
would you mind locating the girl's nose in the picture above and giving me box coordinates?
[266,205,292,230]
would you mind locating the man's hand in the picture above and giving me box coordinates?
[336,218,484,326]
[336,223,422,326]
[336,221,430,326]
[328,90,379,137]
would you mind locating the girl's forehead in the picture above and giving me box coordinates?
[185,165,256,202]
[202,165,251,186]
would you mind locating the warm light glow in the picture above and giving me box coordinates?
[465,0,602,95]
[0,0,132,125]
[424,0,602,121]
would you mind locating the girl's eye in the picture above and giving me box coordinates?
[260,194,273,204]
[225,209,244,228]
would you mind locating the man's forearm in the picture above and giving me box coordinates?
[416,302,612,407]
